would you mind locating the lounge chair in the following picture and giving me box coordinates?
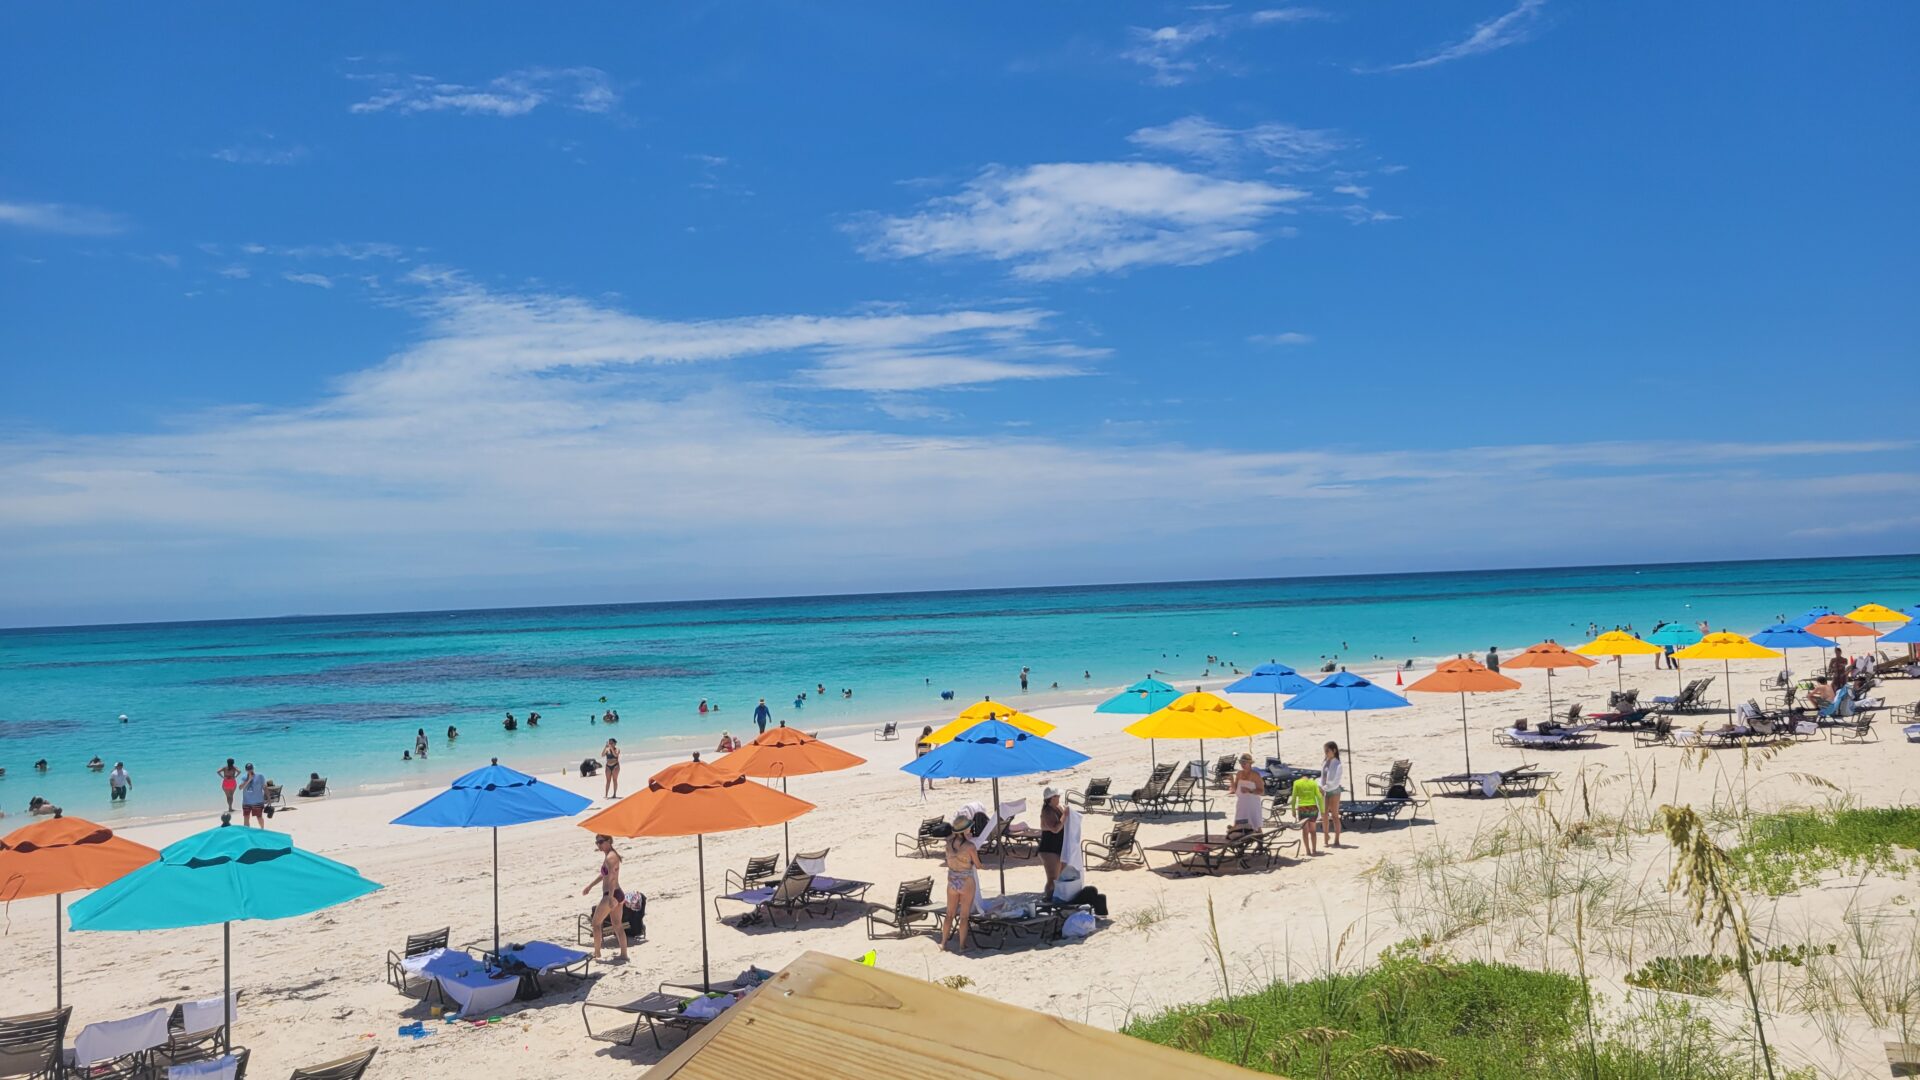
[1634,714,1676,745]
[1652,677,1715,715]
[288,1047,376,1080]
[385,927,450,995]
[263,783,283,808]
[1341,793,1425,828]
[159,993,238,1061]
[982,818,1036,860]
[1364,760,1413,797]
[1110,763,1176,814]
[1259,757,1321,789]
[865,876,936,939]
[724,855,781,895]
[894,816,947,858]
[159,1047,249,1079]
[582,974,762,1051]
[295,776,328,798]
[1829,715,1879,744]
[61,1007,170,1080]
[1209,754,1238,788]
[1083,819,1143,870]
[1492,725,1596,749]
[1145,772,1200,816]
[1066,777,1111,813]
[715,870,825,926]
[873,722,898,741]
[0,1007,69,1080]
[577,891,648,948]
[1423,766,1555,798]
[789,848,830,877]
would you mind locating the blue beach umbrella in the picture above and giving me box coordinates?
[1225,662,1316,756]
[1284,671,1410,776]
[1749,623,1839,681]
[393,759,591,956]
[69,823,382,1049]
[902,720,1089,895]
[1646,623,1704,691]
[1879,621,1920,645]
[1095,677,1181,715]
[1788,607,1835,629]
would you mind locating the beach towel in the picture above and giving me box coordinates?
[1052,808,1086,904]
[168,1055,241,1080]
[793,852,827,876]
[957,800,996,913]
[1470,773,1501,798]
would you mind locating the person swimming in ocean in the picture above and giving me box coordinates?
[527,711,540,727]
[504,713,518,731]
[447,725,459,740]
[87,756,105,771]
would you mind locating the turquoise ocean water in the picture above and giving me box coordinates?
[3,555,1915,820]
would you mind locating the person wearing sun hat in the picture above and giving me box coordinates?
[1035,785,1067,896]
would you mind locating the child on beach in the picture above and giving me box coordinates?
[1290,775,1323,856]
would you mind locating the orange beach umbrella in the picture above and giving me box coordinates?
[581,755,812,991]
[1805,614,1881,641]
[0,814,159,1009]
[1500,641,1597,718]
[1406,657,1522,776]
[716,722,865,864]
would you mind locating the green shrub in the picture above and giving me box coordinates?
[1726,807,1920,895]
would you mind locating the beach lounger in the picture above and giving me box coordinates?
[1342,794,1426,828]
[295,776,327,798]
[61,1007,170,1080]
[1209,754,1238,788]
[403,949,522,1016]
[982,818,1036,860]
[1145,772,1200,816]
[287,1047,376,1080]
[1829,715,1879,744]
[484,941,593,996]
[1110,764,1176,814]
[804,875,872,912]
[894,816,947,858]
[157,993,238,1062]
[385,927,450,995]
[161,1047,249,1079]
[263,782,283,808]
[1066,777,1111,813]
[1424,766,1554,798]
[724,854,781,894]
[1492,726,1597,749]
[0,1006,70,1080]
[1634,715,1676,745]
[866,876,936,939]
[1364,760,1413,797]
[716,870,826,926]
[576,891,647,948]
[1259,757,1320,788]
[1082,819,1143,870]
[873,722,898,741]
[582,975,761,1050]
[1142,826,1295,876]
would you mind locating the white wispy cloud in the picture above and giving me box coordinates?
[282,272,334,289]
[212,137,309,166]
[0,200,127,236]
[860,162,1307,280]
[1129,116,1345,168]
[348,67,618,117]
[1,276,1912,622]
[1250,331,1312,346]
[1122,8,1327,85]
[1372,0,1548,72]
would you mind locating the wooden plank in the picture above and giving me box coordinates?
[644,950,1270,1080]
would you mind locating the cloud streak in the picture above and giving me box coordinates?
[0,200,127,236]
[348,67,618,117]
[1371,0,1548,72]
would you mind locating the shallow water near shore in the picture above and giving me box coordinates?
[3,553,1915,819]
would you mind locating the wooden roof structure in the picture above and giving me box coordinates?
[644,950,1266,1079]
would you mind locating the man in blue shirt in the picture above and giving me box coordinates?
[753,698,772,734]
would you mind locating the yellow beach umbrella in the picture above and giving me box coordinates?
[1846,603,1911,631]
[922,700,1054,745]
[1672,631,1781,723]
[1574,630,1663,690]
[1124,692,1278,841]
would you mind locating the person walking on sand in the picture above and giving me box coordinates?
[217,759,240,811]
[108,761,131,802]
[753,698,771,734]
[582,834,630,962]
[239,763,267,827]
[602,738,621,799]
[1319,741,1346,848]
[939,814,983,951]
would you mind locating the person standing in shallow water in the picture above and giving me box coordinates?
[753,698,771,734]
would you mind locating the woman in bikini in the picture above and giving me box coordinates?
[938,813,983,952]
[581,834,630,962]
[602,738,621,799]
[216,758,239,811]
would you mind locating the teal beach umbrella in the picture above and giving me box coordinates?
[1095,677,1181,714]
[1646,622,1704,692]
[69,823,382,1048]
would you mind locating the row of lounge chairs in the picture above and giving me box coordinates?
[0,1004,372,1080]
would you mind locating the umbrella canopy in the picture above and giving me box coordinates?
[1749,623,1840,681]
[0,815,160,1011]
[1645,623,1705,646]
[1878,621,1920,645]
[1282,670,1409,775]
[1500,642,1597,717]
[1845,603,1910,626]
[1126,693,1276,841]
[1095,678,1182,715]
[393,759,591,956]
[1575,631,1664,690]
[900,720,1089,895]
[1223,663,1315,754]
[69,823,381,1047]
[1805,614,1881,640]
[718,722,866,864]
[1903,605,1920,620]
[1673,632,1783,722]
[1406,658,1522,776]
[924,701,1054,745]
[1787,607,1835,629]
[580,756,813,991]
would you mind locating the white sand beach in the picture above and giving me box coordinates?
[9,656,1918,1078]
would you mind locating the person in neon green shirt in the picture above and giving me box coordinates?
[1289,775,1323,856]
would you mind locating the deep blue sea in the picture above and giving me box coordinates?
[3,555,1916,819]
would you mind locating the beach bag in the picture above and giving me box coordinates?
[622,891,647,938]
[1061,911,1096,938]
[1061,885,1107,917]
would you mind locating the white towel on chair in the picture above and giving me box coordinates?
[1471,773,1500,798]
[169,1055,241,1080]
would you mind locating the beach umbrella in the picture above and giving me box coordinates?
[392,758,590,957]
[923,700,1054,746]
[1805,615,1882,654]
[1574,631,1663,690]
[1672,632,1782,723]
[1282,670,1409,777]
[901,719,1089,895]
[1095,677,1181,715]
[1406,657,1521,776]
[68,822,381,1049]
[717,722,865,865]
[1748,624,1838,682]
[0,814,159,1011]
[1645,623,1705,692]
[1501,642,1598,719]
[580,755,810,991]
[1224,663,1316,755]
[1788,607,1836,629]
[1846,603,1911,627]
[1878,621,1920,644]
[1124,692,1277,841]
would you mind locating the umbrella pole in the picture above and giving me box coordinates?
[492,826,501,958]
[55,893,62,1012]
[1546,670,1555,719]
[1272,693,1282,757]
[1343,711,1354,778]
[1460,693,1472,776]
[781,776,791,868]
[992,777,1005,896]
[1199,739,1209,843]
[223,921,232,1051]
[1725,659,1734,723]
[697,834,711,992]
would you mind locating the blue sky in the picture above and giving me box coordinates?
[2,2,1916,626]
